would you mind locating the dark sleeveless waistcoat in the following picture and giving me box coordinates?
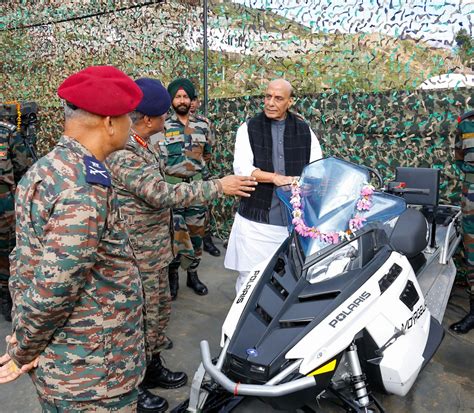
[238,111,311,223]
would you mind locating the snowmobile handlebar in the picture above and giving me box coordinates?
[200,340,316,397]
[385,181,430,195]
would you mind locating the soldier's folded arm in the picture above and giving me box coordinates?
[8,187,104,366]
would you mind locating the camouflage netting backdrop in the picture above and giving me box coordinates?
[1,0,473,238]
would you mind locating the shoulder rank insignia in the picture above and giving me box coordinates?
[194,114,211,124]
[84,155,111,187]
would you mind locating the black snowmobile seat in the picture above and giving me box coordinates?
[389,208,428,259]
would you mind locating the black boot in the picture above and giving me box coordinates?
[168,264,179,301]
[0,283,12,322]
[141,354,188,390]
[137,386,168,413]
[203,234,221,257]
[450,297,474,334]
[187,270,208,296]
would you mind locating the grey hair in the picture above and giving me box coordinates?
[63,102,95,121]
[129,111,145,124]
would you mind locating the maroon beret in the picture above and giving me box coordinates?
[57,66,143,116]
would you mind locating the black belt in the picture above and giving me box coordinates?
[165,173,203,184]
[0,184,11,194]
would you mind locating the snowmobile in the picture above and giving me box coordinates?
[174,157,461,413]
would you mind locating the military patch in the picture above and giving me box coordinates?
[165,136,184,144]
[84,155,111,187]
[165,130,181,138]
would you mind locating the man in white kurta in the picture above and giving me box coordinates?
[225,79,322,293]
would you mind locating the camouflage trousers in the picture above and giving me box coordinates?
[205,204,215,235]
[37,388,138,412]
[0,191,15,284]
[142,266,171,360]
[173,205,207,270]
[461,182,474,296]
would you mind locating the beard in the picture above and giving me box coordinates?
[173,102,190,116]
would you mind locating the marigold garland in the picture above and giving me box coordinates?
[290,179,375,244]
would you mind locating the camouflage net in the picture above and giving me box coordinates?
[1,0,473,237]
[208,89,473,237]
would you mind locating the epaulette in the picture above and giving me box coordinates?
[0,121,16,132]
[84,155,111,187]
[193,114,211,125]
[459,110,474,123]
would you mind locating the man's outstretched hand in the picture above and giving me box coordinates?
[272,174,295,187]
[218,175,257,197]
[0,335,39,384]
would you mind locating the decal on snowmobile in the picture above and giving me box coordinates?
[308,359,337,376]
[236,270,260,304]
[246,348,258,357]
[328,291,371,328]
[401,303,427,331]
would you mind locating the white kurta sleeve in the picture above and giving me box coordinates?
[309,128,323,162]
[233,122,259,176]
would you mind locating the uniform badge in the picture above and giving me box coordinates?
[165,130,181,138]
[84,155,111,187]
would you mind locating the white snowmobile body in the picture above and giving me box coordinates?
[186,158,461,412]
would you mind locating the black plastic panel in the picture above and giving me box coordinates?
[379,263,403,294]
[258,284,284,320]
[399,280,420,311]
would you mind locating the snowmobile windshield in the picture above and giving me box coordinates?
[277,157,406,261]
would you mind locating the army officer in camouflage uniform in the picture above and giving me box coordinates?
[0,66,146,412]
[0,114,36,321]
[157,78,212,299]
[107,78,257,412]
[452,109,474,334]
[189,95,222,257]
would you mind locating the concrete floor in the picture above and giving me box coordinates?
[0,239,473,413]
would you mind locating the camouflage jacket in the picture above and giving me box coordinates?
[455,115,474,175]
[155,113,213,178]
[106,133,223,272]
[0,121,34,191]
[8,136,145,400]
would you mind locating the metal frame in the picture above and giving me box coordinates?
[199,340,316,397]
[439,206,462,265]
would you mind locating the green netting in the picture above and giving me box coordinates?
[1,0,473,237]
